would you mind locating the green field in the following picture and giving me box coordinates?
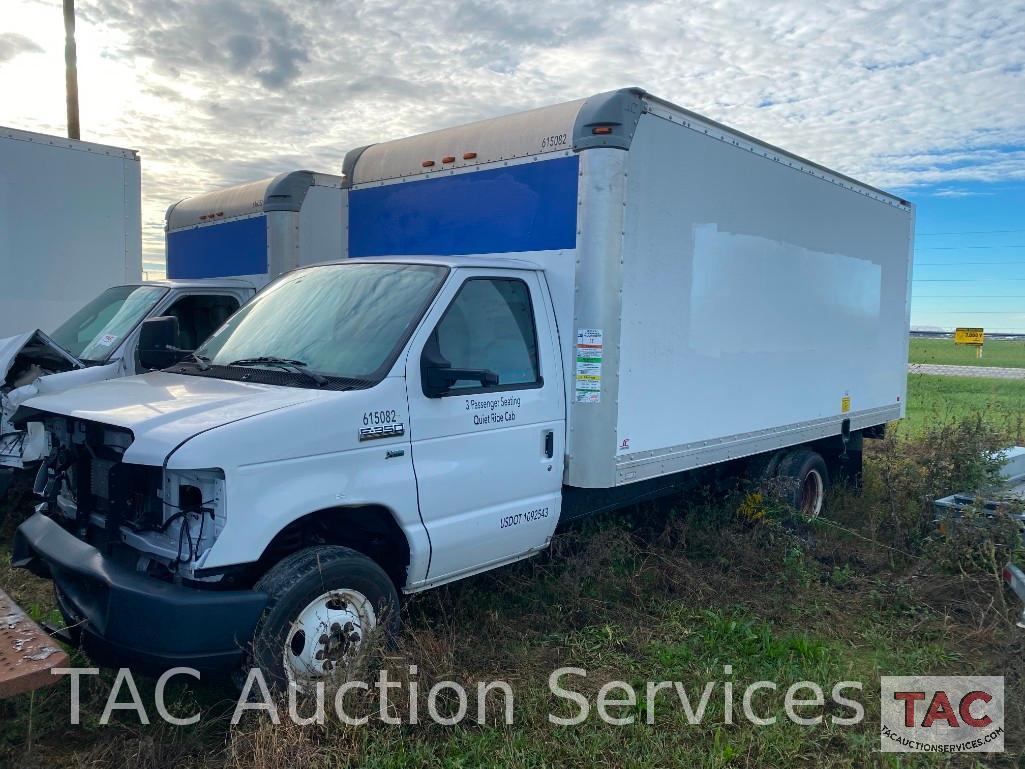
[903,372,1025,435]
[909,337,1025,367]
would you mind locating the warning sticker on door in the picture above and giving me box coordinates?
[575,328,603,404]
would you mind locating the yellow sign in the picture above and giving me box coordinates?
[841,395,851,414]
[954,327,984,346]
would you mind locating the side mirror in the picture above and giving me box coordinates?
[138,316,185,370]
[421,343,498,398]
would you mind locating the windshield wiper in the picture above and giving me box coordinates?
[227,356,327,386]
[187,352,211,371]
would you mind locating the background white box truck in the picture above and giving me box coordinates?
[0,171,342,483]
[0,126,142,337]
[13,89,913,688]
[165,170,343,287]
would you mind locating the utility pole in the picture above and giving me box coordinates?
[63,0,80,140]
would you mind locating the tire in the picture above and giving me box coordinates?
[244,545,400,691]
[745,450,785,483]
[775,449,829,519]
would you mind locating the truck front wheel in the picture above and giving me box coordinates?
[776,449,829,518]
[246,545,399,690]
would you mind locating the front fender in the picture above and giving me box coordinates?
[201,443,427,585]
[163,377,427,585]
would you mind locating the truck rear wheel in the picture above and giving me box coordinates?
[245,545,399,691]
[746,450,785,483]
[776,449,829,518]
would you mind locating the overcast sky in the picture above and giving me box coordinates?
[2,0,1025,329]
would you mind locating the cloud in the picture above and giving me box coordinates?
[5,0,1025,268]
[931,187,996,198]
[80,0,311,90]
[0,32,43,63]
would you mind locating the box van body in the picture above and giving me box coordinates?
[165,171,343,288]
[341,89,913,491]
[13,90,913,685]
[0,126,141,338]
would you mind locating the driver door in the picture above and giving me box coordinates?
[127,291,243,373]
[405,269,564,584]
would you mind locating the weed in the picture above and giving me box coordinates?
[827,564,853,590]
[781,545,816,589]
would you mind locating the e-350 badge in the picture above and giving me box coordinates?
[359,423,405,441]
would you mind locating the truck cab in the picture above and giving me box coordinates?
[0,279,255,475]
[13,258,565,684]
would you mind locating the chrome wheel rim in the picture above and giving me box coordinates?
[800,469,824,518]
[283,588,376,685]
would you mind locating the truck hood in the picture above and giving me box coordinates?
[21,371,326,466]
[2,330,90,468]
[0,329,82,382]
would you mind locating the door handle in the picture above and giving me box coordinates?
[543,430,554,459]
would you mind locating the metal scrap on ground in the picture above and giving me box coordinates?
[0,587,68,699]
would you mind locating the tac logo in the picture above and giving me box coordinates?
[880,676,1004,752]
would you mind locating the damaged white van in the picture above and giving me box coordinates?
[0,281,253,480]
[13,89,913,687]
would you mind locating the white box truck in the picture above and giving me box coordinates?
[0,171,342,483]
[164,170,343,288]
[12,89,913,687]
[0,126,142,337]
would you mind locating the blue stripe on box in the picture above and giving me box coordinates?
[167,215,268,279]
[349,155,579,257]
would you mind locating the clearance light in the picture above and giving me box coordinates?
[592,126,614,135]
[463,152,477,160]
[442,155,456,164]
[422,160,435,168]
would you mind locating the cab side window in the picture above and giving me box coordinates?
[430,278,540,392]
[163,294,240,350]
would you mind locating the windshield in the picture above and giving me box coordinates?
[50,285,169,362]
[196,263,448,381]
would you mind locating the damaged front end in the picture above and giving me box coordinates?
[11,415,263,674]
[36,415,228,582]
[1,330,82,470]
